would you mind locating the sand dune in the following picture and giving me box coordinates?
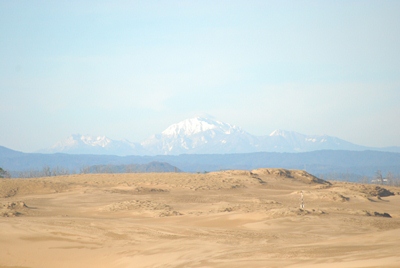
[1,169,399,267]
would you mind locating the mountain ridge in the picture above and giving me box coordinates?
[35,116,399,155]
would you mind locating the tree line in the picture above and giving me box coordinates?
[0,162,179,178]
[370,170,400,186]
[0,167,10,178]
[293,170,400,186]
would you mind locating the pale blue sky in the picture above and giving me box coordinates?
[1,1,400,152]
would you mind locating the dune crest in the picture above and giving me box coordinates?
[252,168,331,185]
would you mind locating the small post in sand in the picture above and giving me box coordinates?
[300,190,304,209]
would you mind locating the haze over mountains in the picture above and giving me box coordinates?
[2,115,399,180]
[38,116,399,156]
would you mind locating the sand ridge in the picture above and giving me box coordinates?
[1,168,399,267]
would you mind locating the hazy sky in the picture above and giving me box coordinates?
[1,1,400,152]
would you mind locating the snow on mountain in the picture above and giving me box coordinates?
[40,134,144,156]
[40,115,374,156]
[141,116,259,155]
[269,129,290,137]
[54,134,111,149]
[265,129,367,152]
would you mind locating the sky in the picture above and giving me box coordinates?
[1,1,400,152]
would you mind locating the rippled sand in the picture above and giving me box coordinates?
[1,169,399,268]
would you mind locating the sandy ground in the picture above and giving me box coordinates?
[1,168,400,268]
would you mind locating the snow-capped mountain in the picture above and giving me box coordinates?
[39,134,144,156]
[141,116,259,155]
[140,116,368,155]
[40,115,387,156]
[264,129,367,152]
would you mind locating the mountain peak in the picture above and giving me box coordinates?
[161,116,241,137]
[60,134,111,148]
[42,134,144,156]
[80,135,111,148]
[269,129,290,137]
[141,115,254,155]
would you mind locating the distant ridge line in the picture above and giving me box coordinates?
[34,116,400,155]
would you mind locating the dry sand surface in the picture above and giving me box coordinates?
[1,168,400,268]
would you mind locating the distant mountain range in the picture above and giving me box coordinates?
[37,116,400,155]
[42,134,146,155]
[2,115,400,181]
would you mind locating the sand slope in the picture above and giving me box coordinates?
[1,169,399,268]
